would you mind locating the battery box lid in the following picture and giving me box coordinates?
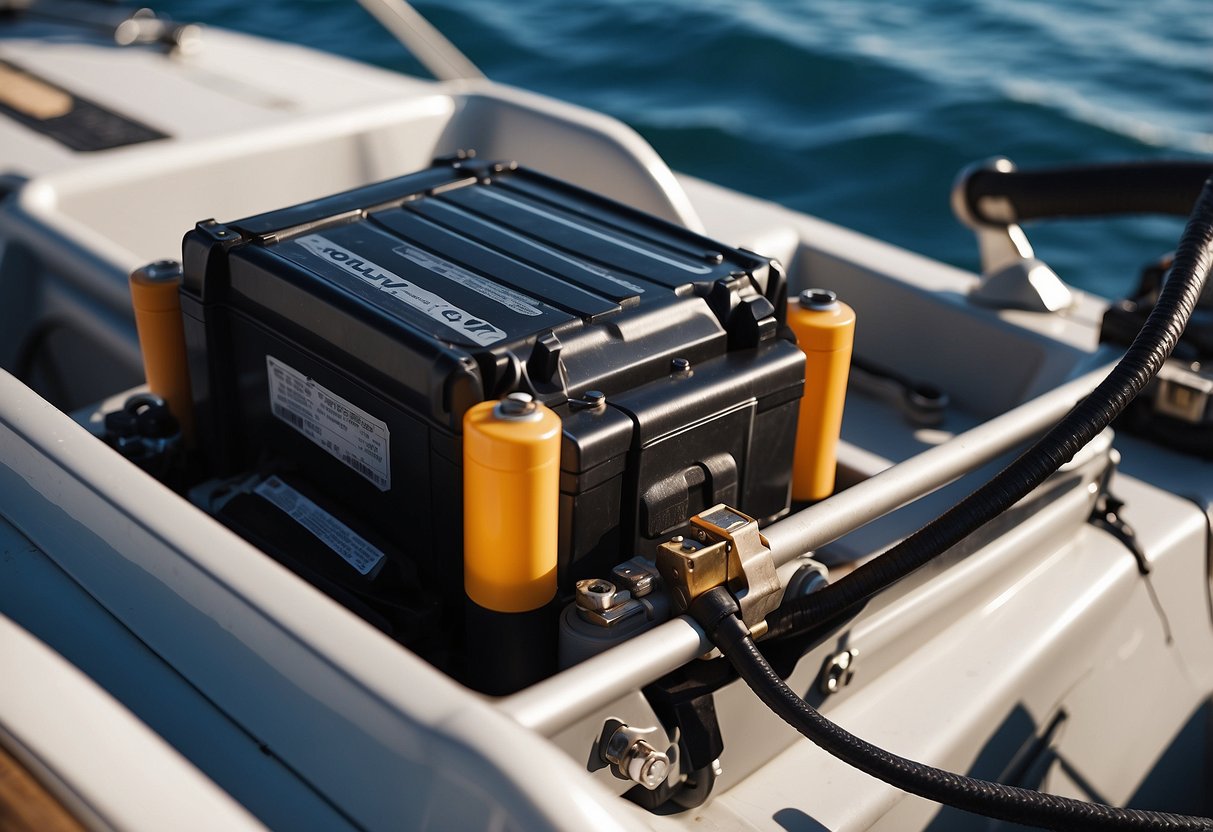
[182,157,787,432]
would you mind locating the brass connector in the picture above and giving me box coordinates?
[655,536,730,611]
[656,504,783,636]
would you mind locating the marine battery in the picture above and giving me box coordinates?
[180,157,805,614]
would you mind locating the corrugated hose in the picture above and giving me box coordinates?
[699,174,1213,829]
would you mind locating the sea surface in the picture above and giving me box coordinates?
[160,0,1211,299]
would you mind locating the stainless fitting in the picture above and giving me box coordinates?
[575,578,620,613]
[570,389,607,411]
[611,557,661,598]
[599,720,671,791]
[819,648,859,695]
[574,579,645,627]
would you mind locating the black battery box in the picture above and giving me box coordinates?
[180,157,804,617]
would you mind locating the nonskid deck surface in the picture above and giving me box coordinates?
[1,10,1211,832]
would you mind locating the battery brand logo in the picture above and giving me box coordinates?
[293,233,508,346]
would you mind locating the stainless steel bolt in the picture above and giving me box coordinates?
[625,740,670,789]
[601,723,671,791]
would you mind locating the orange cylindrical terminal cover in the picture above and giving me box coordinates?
[463,394,562,613]
[789,289,856,502]
[129,261,194,443]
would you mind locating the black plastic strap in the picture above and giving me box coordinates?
[964,161,1213,224]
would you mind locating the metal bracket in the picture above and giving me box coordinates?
[952,157,1074,313]
[1088,453,1150,576]
[655,504,782,635]
[818,648,859,695]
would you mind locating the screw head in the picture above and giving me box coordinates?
[583,389,606,407]
[670,357,691,374]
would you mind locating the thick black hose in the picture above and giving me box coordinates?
[768,176,1213,640]
[692,588,1213,831]
[964,161,1213,223]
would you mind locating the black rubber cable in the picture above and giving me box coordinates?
[766,174,1213,641]
[691,587,1213,831]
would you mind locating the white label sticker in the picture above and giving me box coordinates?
[266,355,391,491]
[394,242,543,317]
[293,233,508,346]
[254,477,386,576]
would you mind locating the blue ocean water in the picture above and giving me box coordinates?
[161,0,1211,298]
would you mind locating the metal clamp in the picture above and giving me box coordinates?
[951,157,1074,313]
[655,504,782,636]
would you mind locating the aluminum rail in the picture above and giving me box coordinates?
[497,364,1114,736]
[356,0,485,81]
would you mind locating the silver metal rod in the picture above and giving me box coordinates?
[497,365,1112,736]
[764,364,1112,568]
[356,0,484,81]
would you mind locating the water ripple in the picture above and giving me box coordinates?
[156,0,1210,298]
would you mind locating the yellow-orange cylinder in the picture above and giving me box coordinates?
[129,261,194,444]
[789,289,855,502]
[463,393,561,613]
